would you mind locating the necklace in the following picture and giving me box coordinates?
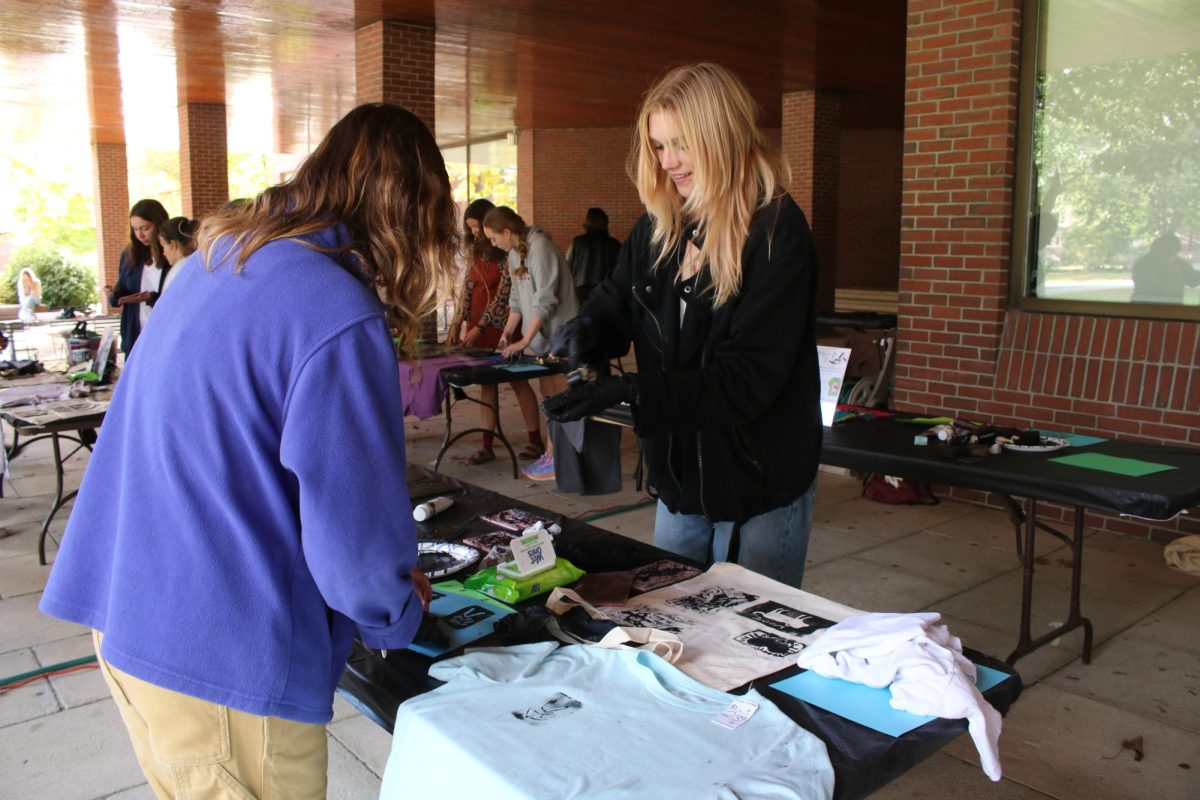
[680,241,703,280]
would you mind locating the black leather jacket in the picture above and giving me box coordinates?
[567,231,622,289]
[579,195,822,522]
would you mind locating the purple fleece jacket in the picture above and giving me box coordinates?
[40,226,424,724]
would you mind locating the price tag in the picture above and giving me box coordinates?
[509,528,556,577]
[711,698,759,730]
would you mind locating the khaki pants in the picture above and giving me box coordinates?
[93,631,328,800]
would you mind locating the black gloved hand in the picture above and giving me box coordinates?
[542,374,638,422]
[548,317,601,371]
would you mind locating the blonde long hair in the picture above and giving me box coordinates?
[630,63,782,307]
[198,103,460,350]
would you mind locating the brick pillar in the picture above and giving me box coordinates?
[92,144,130,304]
[355,20,435,131]
[356,19,437,338]
[178,102,229,219]
[894,0,1021,412]
[516,129,535,218]
[84,0,128,311]
[782,90,840,315]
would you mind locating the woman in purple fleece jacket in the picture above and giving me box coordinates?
[39,103,459,798]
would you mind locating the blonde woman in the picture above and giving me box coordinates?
[482,205,579,480]
[41,103,454,797]
[546,63,822,588]
[16,267,42,324]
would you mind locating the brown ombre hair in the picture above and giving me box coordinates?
[198,103,460,350]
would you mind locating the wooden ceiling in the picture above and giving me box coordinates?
[1,1,904,154]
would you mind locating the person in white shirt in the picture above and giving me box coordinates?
[107,198,170,356]
[157,216,198,295]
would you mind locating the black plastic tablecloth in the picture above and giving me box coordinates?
[823,416,1200,519]
[337,468,1022,800]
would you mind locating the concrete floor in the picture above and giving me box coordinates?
[1,383,1198,799]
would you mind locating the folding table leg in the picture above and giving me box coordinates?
[1006,499,1094,665]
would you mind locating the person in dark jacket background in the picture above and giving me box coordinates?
[545,62,822,588]
[566,207,622,304]
[108,198,170,357]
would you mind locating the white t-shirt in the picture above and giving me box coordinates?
[139,263,163,328]
[381,642,834,800]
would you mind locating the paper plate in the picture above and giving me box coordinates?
[1002,436,1069,453]
[417,541,481,579]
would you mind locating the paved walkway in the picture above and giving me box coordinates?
[1,382,1197,799]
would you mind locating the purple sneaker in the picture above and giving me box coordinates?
[521,452,555,481]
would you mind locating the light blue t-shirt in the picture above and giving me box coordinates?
[381,642,833,799]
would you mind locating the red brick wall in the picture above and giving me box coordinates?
[355,20,435,132]
[178,102,229,219]
[900,0,1199,540]
[839,129,903,289]
[782,90,840,315]
[92,142,130,310]
[516,128,643,251]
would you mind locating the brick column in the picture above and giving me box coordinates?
[84,0,129,310]
[895,0,1021,412]
[355,20,435,131]
[356,19,437,338]
[178,102,229,219]
[782,90,840,315]
[92,144,130,303]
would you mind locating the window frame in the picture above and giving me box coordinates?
[1009,0,1200,322]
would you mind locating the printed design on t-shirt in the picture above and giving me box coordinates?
[667,586,759,614]
[631,559,702,592]
[512,692,582,723]
[429,590,445,601]
[443,605,495,630]
[735,602,835,638]
[462,530,518,551]
[605,607,690,634]
[734,629,804,658]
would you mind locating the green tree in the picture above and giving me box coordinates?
[0,243,99,308]
[1039,52,1200,269]
[7,158,97,254]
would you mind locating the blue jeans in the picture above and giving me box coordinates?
[653,484,816,589]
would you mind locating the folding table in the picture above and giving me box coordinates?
[822,416,1200,664]
[338,468,1022,800]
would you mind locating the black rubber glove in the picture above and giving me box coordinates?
[548,317,601,370]
[542,374,638,422]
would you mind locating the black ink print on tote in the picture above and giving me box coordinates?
[630,559,702,592]
[736,602,834,637]
[734,629,803,657]
[512,692,582,723]
[667,586,759,614]
[607,607,690,634]
[443,605,495,629]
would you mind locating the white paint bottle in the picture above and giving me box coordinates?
[413,495,455,522]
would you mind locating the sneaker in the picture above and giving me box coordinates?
[521,452,555,482]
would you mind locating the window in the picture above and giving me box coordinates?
[1012,0,1200,319]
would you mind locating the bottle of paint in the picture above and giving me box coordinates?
[413,495,455,522]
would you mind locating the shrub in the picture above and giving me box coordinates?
[0,243,99,309]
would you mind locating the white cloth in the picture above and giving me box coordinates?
[381,642,835,799]
[797,611,1004,781]
[605,562,859,690]
[138,264,162,328]
[160,253,195,295]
